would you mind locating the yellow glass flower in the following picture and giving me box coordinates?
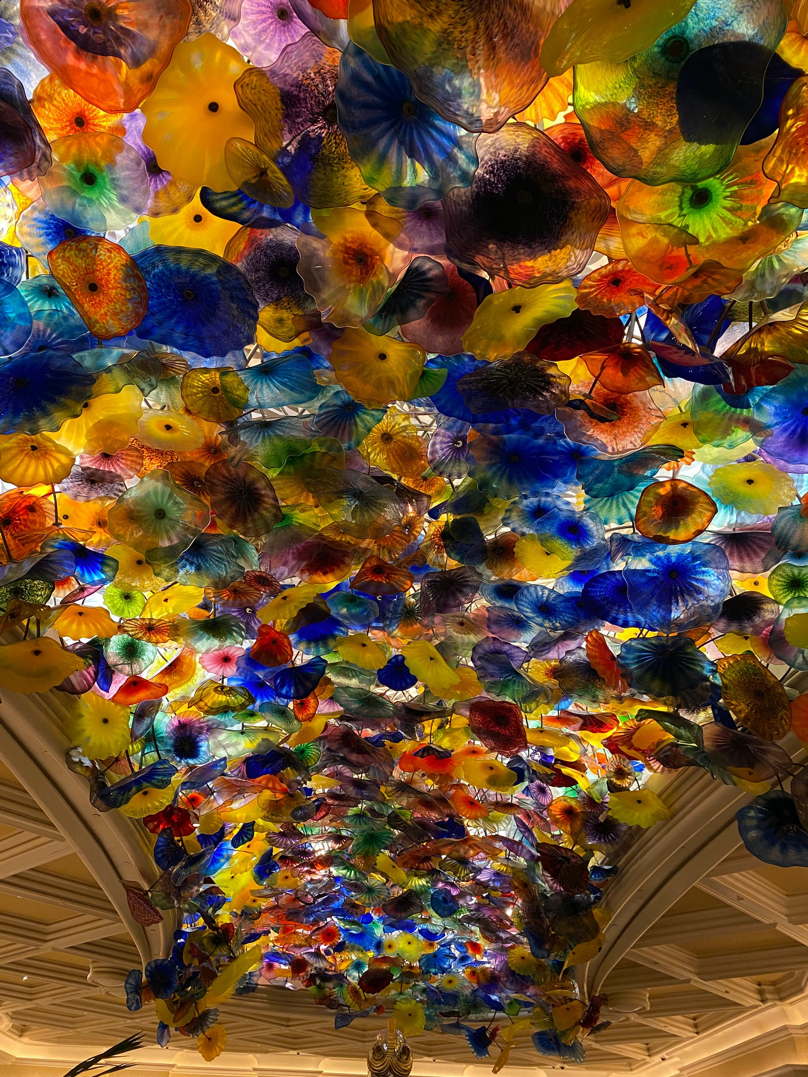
[542,0,697,75]
[145,188,241,255]
[118,782,177,818]
[442,665,483,701]
[507,946,538,975]
[107,543,162,591]
[786,613,808,649]
[296,206,410,327]
[335,633,387,670]
[401,640,460,696]
[647,411,701,452]
[224,138,294,208]
[273,868,301,888]
[709,461,797,515]
[330,329,425,408]
[359,408,428,477]
[197,1025,227,1061]
[0,432,75,486]
[142,585,205,618]
[716,632,770,660]
[514,534,571,579]
[56,604,118,640]
[56,386,143,455]
[459,757,519,791]
[552,1000,586,1032]
[56,495,112,548]
[142,35,254,191]
[138,410,205,452]
[395,932,425,960]
[392,1000,425,1037]
[0,638,84,694]
[462,281,577,361]
[608,788,670,828]
[375,852,407,885]
[259,584,324,623]
[66,693,131,757]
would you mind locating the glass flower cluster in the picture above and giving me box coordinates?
[2,0,808,1065]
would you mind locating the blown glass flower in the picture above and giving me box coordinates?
[336,43,478,209]
[142,34,254,191]
[134,245,258,357]
[443,123,610,287]
[21,1,186,105]
[40,132,150,231]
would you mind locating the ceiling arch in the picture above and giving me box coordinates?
[0,685,175,1065]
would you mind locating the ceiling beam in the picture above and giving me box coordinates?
[0,915,125,967]
[699,873,808,948]
[644,989,749,1017]
[639,904,766,947]
[0,833,69,879]
[0,868,119,921]
[625,945,763,1007]
[0,780,62,839]
[705,849,764,878]
[696,944,808,981]
[64,938,139,965]
[631,1013,697,1038]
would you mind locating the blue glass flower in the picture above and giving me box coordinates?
[273,656,327,701]
[327,591,379,627]
[144,958,179,999]
[755,367,808,472]
[200,185,312,229]
[23,309,92,357]
[17,200,99,265]
[617,635,717,697]
[314,389,385,449]
[515,584,596,633]
[378,654,418,690]
[336,43,478,209]
[0,241,25,286]
[470,433,577,497]
[624,541,731,632]
[430,354,518,426]
[240,349,320,408]
[582,571,646,629]
[737,791,808,868]
[0,278,32,357]
[95,760,177,809]
[134,246,258,358]
[18,275,75,314]
[0,350,94,434]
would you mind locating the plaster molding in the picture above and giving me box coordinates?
[0,687,177,968]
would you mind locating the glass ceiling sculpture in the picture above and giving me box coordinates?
[2,0,808,1065]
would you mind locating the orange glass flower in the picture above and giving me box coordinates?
[577,260,658,317]
[32,72,125,141]
[296,205,410,327]
[634,478,717,544]
[21,0,192,111]
[48,235,148,339]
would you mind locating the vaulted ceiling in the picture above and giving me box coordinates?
[1,689,807,1077]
